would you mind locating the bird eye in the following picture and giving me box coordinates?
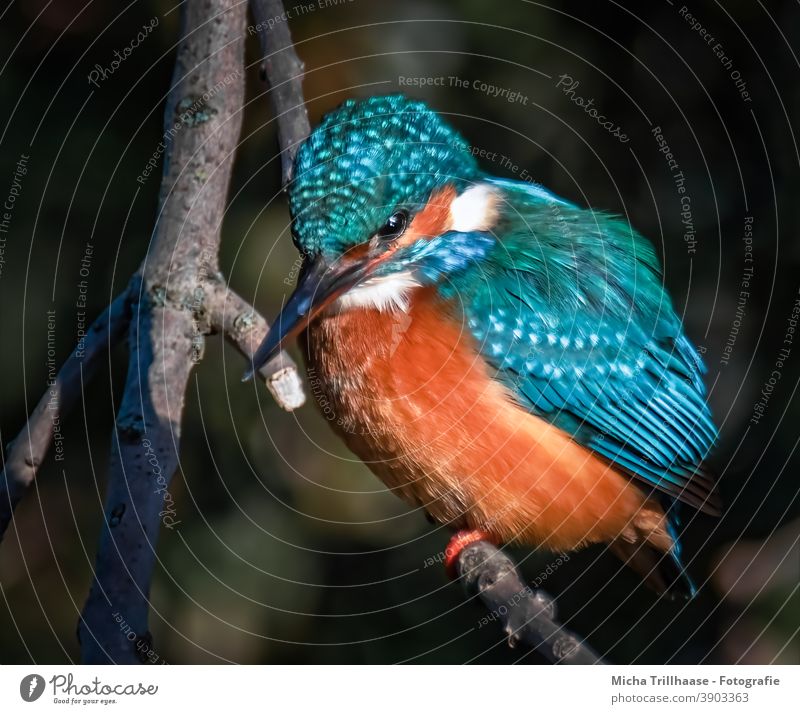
[376,210,409,242]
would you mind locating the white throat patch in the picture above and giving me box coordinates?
[331,271,420,313]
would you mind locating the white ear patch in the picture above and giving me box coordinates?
[331,271,420,313]
[449,183,499,233]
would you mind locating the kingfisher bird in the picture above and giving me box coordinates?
[246,94,720,599]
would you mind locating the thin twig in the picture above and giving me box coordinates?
[457,541,606,664]
[250,0,311,186]
[207,281,304,409]
[0,288,130,539]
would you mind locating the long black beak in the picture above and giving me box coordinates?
[242,255,371,381]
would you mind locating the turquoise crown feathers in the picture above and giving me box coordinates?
[289,94,481,256]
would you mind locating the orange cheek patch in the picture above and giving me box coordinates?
[398,184,457,247]
[334,184,459,273]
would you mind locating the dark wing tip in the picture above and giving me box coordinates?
[684,463,723,517]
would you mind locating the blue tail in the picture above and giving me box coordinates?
[661,510,697,600]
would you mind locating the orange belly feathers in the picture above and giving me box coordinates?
[303,288,672,556]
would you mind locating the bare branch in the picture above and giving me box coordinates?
[78,0,249,663]
[0,288,130,539]
[457,541,606,664]
[207,282,305,409]
[1,0,304,578]
[250,0,311,187]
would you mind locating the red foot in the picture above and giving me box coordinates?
[444,530,492,579]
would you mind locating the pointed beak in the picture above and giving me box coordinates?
[242,254,373,381]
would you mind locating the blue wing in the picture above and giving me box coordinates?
[442,179,719,514]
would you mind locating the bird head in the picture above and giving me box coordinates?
[245,94,499,378]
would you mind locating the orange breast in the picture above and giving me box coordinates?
[303,289,670,553]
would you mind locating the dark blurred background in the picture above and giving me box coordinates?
[0,0,798,664]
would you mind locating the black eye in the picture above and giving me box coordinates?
[376,210,408,241]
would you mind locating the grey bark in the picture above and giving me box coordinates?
[250,0,311,186]
[78,0,249,663]
[458,541,606,664]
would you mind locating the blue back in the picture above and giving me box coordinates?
[440,178,719,513]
